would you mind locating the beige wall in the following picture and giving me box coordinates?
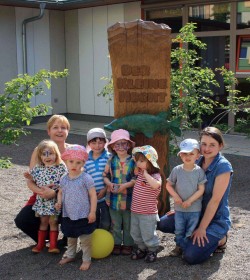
[0,2,141,117]
[65,10,80,114]
[0,6,17,93]
[50,10,67,114]
[65,1,141,117]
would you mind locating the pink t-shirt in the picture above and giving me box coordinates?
[131,170,161,214]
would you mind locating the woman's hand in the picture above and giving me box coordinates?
[23,171,32,180]
[191,226,209,247]
[39,185,56,199]
[166,210,175,216]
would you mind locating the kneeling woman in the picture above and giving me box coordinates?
[158,127,233,264]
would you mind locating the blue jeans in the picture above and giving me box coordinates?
[109,208,134,246]
[157,213,221,264]
[175,211,200,250]
[96,201,111,231]
[130,213,159,252]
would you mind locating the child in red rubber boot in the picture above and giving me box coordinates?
[24,139,67,253]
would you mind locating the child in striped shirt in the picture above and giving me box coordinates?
[85,128,111,231]
[130,145,162,263]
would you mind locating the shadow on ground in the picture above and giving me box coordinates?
[0,241,222,280]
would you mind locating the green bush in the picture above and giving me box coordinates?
[0,69,68,168]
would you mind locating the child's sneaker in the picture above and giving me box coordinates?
[169,246,182,257]
[144,251,157,263]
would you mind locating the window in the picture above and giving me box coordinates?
[190,36,230,104]
[236,35,250,72]
[189,3,230,31]
[146,7,183,33]
[237,1,250,29]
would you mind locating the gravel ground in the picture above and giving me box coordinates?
[0,129,249,280]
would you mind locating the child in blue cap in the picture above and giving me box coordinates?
[166,138,207,257]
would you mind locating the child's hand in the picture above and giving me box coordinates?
[88,212,96,223]
[134,167,139,176]
[97,188,106,200]
[117,184,125,193]
[182,200,192,208]
[142,169,148,176]
[173,194,183,205]
[55,202,62,210]
[111,184,120,193]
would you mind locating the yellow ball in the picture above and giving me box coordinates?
[91,229,114,259]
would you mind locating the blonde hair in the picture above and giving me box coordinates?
[36,139,62,165]
[47,115,70,131]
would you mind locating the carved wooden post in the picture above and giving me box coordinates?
[108,20,172,215]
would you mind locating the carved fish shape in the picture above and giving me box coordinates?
[104,111,181,138]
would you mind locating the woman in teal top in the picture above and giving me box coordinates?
[158,127,233,264]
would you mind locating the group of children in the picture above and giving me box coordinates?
[24,127,207,270]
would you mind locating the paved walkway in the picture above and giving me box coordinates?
[28,120,250,157]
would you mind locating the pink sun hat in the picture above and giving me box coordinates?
[61,145,88,162]
[107,129,135,148]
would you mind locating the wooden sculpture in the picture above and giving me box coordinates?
[107,20,172,215]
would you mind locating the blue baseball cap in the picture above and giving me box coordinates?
[177,138,200,156]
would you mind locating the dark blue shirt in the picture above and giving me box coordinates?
[197,153,233,239]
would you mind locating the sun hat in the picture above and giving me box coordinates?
[177,138,200,156]
[132,145,159,169]
[107,129,135,148]
[87,128,107,142]
[61,145,88,162]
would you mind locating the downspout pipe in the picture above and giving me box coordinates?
[22,2,46,74]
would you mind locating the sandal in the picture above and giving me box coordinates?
[214,235,227,253]
[144,251,157,263]
[112,245,121,255]
[121,245,133,255]
[131,248,147,260]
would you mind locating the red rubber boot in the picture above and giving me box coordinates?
[48,231,60,253]
[32,230,47,253]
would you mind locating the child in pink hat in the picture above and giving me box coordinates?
[103,129,136,256]
[55,145,97,271]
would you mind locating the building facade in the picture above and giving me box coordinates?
[0,0,249,126]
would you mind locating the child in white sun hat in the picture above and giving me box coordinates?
[166,138,207,257]
[130,145,162,263]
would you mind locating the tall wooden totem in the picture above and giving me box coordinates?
[108,20,172,215]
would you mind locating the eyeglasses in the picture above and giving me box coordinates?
[114,141,129,150]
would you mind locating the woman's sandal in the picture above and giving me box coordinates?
[214,235,227,253]
[131,248,147,260]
